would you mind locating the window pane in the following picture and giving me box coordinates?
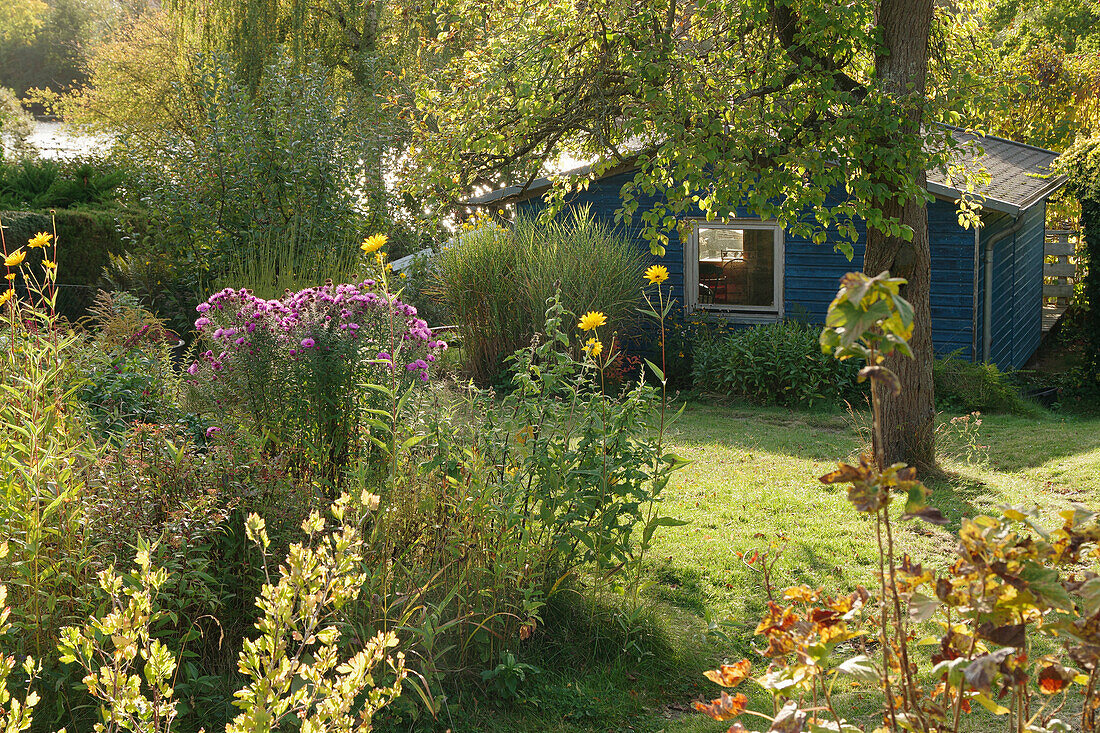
[697,227,774,307]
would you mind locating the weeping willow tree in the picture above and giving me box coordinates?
[156,0,440,224]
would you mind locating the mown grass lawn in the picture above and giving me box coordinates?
[439,401,1100,732]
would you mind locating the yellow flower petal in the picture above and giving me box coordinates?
[578,311,607,332]
[0,289,12,306]
[4,249,26,267]
[361,233,388,254]
[584,337,603,357]
[27,232,52,249]
[644,264,669,285]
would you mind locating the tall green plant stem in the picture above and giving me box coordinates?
[633,282,670,605]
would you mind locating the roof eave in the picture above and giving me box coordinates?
[470,164,1069,213]
[925,181,1020,217]
[462,178,549,206]
[1014,174,1068,212]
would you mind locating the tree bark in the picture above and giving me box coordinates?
[863,0,936,467]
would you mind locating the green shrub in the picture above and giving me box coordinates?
[932,353,1033,414]
[691,320,864,408]
[0,209,145,320]
[0,157,126,209]
[432,208,646,385]
[125,53,371,296]
[70,292,206,442]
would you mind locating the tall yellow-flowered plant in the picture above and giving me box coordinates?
[0,220,60,317]
[578,310,607,365]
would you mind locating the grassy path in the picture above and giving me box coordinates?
[451,402,1100,732]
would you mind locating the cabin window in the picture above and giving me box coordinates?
[685,221,784,320]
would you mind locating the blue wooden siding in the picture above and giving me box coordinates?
[979,204,1045,369]
[518,177,1057,366]
[980,212,1013,367]
[1013,203,1045,367]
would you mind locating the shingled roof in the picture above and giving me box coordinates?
[467,127,1066,216]
[926,127,1065,216]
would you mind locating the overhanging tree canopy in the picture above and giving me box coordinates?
[403,0,979,254]
[403,0,987,464]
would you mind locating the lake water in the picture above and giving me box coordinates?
[28,120,111,159]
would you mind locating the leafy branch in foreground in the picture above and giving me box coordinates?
[56,494,405,733]
[692,271,1100,733]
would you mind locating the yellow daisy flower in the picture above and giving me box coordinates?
[584,337,603,357]
[0,289,12,307]
[644,264,669,285]
[42,259,57,270]
[578,311,607,331]
[361,233,388,254]
[27,232,52,249]
[4,273,13,281]
[4,249,26,267]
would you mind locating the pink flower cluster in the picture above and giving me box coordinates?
[186,281,447,382]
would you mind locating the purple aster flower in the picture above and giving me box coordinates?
[301,338,316,348]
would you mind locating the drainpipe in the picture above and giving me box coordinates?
[972,224,980,362]
[982,213,1026,363]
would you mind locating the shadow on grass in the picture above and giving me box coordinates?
[426,589,714,733]
[922,467,996,531]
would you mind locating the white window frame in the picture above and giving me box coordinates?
[684,219,785,322]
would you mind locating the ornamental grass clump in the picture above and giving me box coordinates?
[432,207,645,385]
[186,268,446,474]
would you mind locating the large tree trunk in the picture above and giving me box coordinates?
[863,0,936,467]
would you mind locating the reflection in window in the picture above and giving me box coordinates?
[697,227,775,308]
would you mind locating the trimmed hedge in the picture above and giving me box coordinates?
[1,209,138,321]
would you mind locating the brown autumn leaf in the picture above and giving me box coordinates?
[964,648,1016,694]
[859,365,900,395]
[693,691,748,721]
[847,481,889,513]
[819,463,863,484]
[1037,663,1075,694]
[768,700,808,732]
[977,623,1026,648]
[703,660,752,688]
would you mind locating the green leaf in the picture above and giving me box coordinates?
[1020,562,1075,611]
[643,359,665,383]
[973,692,1010,715]
[835,655,879,684]
[907,593,940,622]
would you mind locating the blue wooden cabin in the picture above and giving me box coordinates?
[468,130,1065,369]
